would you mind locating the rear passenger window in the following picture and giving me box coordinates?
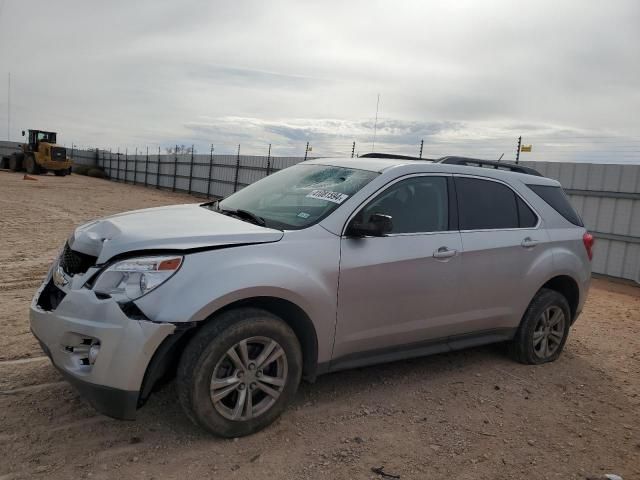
[456,177,536,230]
[517,197,538,228]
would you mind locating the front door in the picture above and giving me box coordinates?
[333,175,462,366]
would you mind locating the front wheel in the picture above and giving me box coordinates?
[510,288,571,364]
[25,155,40,174]
[177,308,302,437]
[54,169,67,176]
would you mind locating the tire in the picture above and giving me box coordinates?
[25,155,40,174]
[9,154,22,172]
[510,288,571,365]
[54,169,66,176]
[177,308,302,437]
[67,168,72,175]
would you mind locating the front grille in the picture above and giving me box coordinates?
[51,147,67,161]
[60,242,97,275]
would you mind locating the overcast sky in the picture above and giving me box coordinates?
[0,0,638,161]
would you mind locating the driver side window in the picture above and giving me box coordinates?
[356,176,449,234]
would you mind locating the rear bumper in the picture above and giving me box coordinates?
[29,272,175,420]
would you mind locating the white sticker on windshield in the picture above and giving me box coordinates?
[306,189,349,204]
[297,212,310,219]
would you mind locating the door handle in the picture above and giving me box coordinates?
[521,237,539,248]
[433,246,457,259]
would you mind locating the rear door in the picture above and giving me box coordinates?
[333,174,463,364]
[450,175,550,341]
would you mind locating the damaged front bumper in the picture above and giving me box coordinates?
[29,268,176,420]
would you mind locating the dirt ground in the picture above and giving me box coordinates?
[0,171,639,480]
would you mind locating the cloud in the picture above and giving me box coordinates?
[0,0,638,162]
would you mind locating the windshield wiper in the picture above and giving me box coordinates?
[219,207,266,227]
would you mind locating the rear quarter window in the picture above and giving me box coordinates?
[527,184,583,227]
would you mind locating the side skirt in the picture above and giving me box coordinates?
[325,328,516,374]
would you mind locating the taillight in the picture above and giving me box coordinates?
[583,232,594,261]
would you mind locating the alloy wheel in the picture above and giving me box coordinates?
[532,306,566,359]
[210,336,288,421]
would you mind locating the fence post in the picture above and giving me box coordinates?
[172,145,178,192]
[206,144,214,198]
[304,141,309,161]
[156,146,161,189]
[233,144,241,192]
[116,148,121,182]
[144,146,149,187]
[266,143,272,176]
[133,147,138,185]
[125,148,129,184]
[109,149,113,179]
[419,139,424,159]
[188,145,194,194]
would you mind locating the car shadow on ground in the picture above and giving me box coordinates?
[136,342,529,437]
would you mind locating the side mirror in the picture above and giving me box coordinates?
[21,130,25,136]
[346,213,393,237]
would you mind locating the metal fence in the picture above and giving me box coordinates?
[1,140,638,283]
[521,161,640,282]
[92,148,307,199]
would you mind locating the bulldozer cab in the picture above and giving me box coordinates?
[23,129,57,149]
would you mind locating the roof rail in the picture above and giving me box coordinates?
[358,152,543,177]
[359,152,431,161]
[436,156,542,176]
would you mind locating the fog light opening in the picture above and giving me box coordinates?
[88,343,101,365]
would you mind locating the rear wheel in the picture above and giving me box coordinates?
[177,308,302,437]
[24,155,40,174]
[54,169,66,176]
[510,288,571,364]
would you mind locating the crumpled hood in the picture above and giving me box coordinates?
[69,204,284,263]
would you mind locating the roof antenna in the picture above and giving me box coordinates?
[371,93,380,152]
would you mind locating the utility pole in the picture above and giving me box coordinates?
[7,72,10,141]
[304,141,310,161]
[419,139,424,159]
[372,94,380,152]
[351,141,356,158]
[515,136,522,164]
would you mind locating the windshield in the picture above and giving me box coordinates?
[36,132,56,143]
[212,164,378,230]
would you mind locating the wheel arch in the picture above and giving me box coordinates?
[211,296,320,382]
[139,296,320,406]
[537,275,580,322]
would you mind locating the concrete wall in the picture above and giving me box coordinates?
[2,140,637,282]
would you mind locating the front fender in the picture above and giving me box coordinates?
[135,227,341,364]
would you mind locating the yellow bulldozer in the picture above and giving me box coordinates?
[1,129,73,176]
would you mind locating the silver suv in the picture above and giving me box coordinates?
[30,156,593,437]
